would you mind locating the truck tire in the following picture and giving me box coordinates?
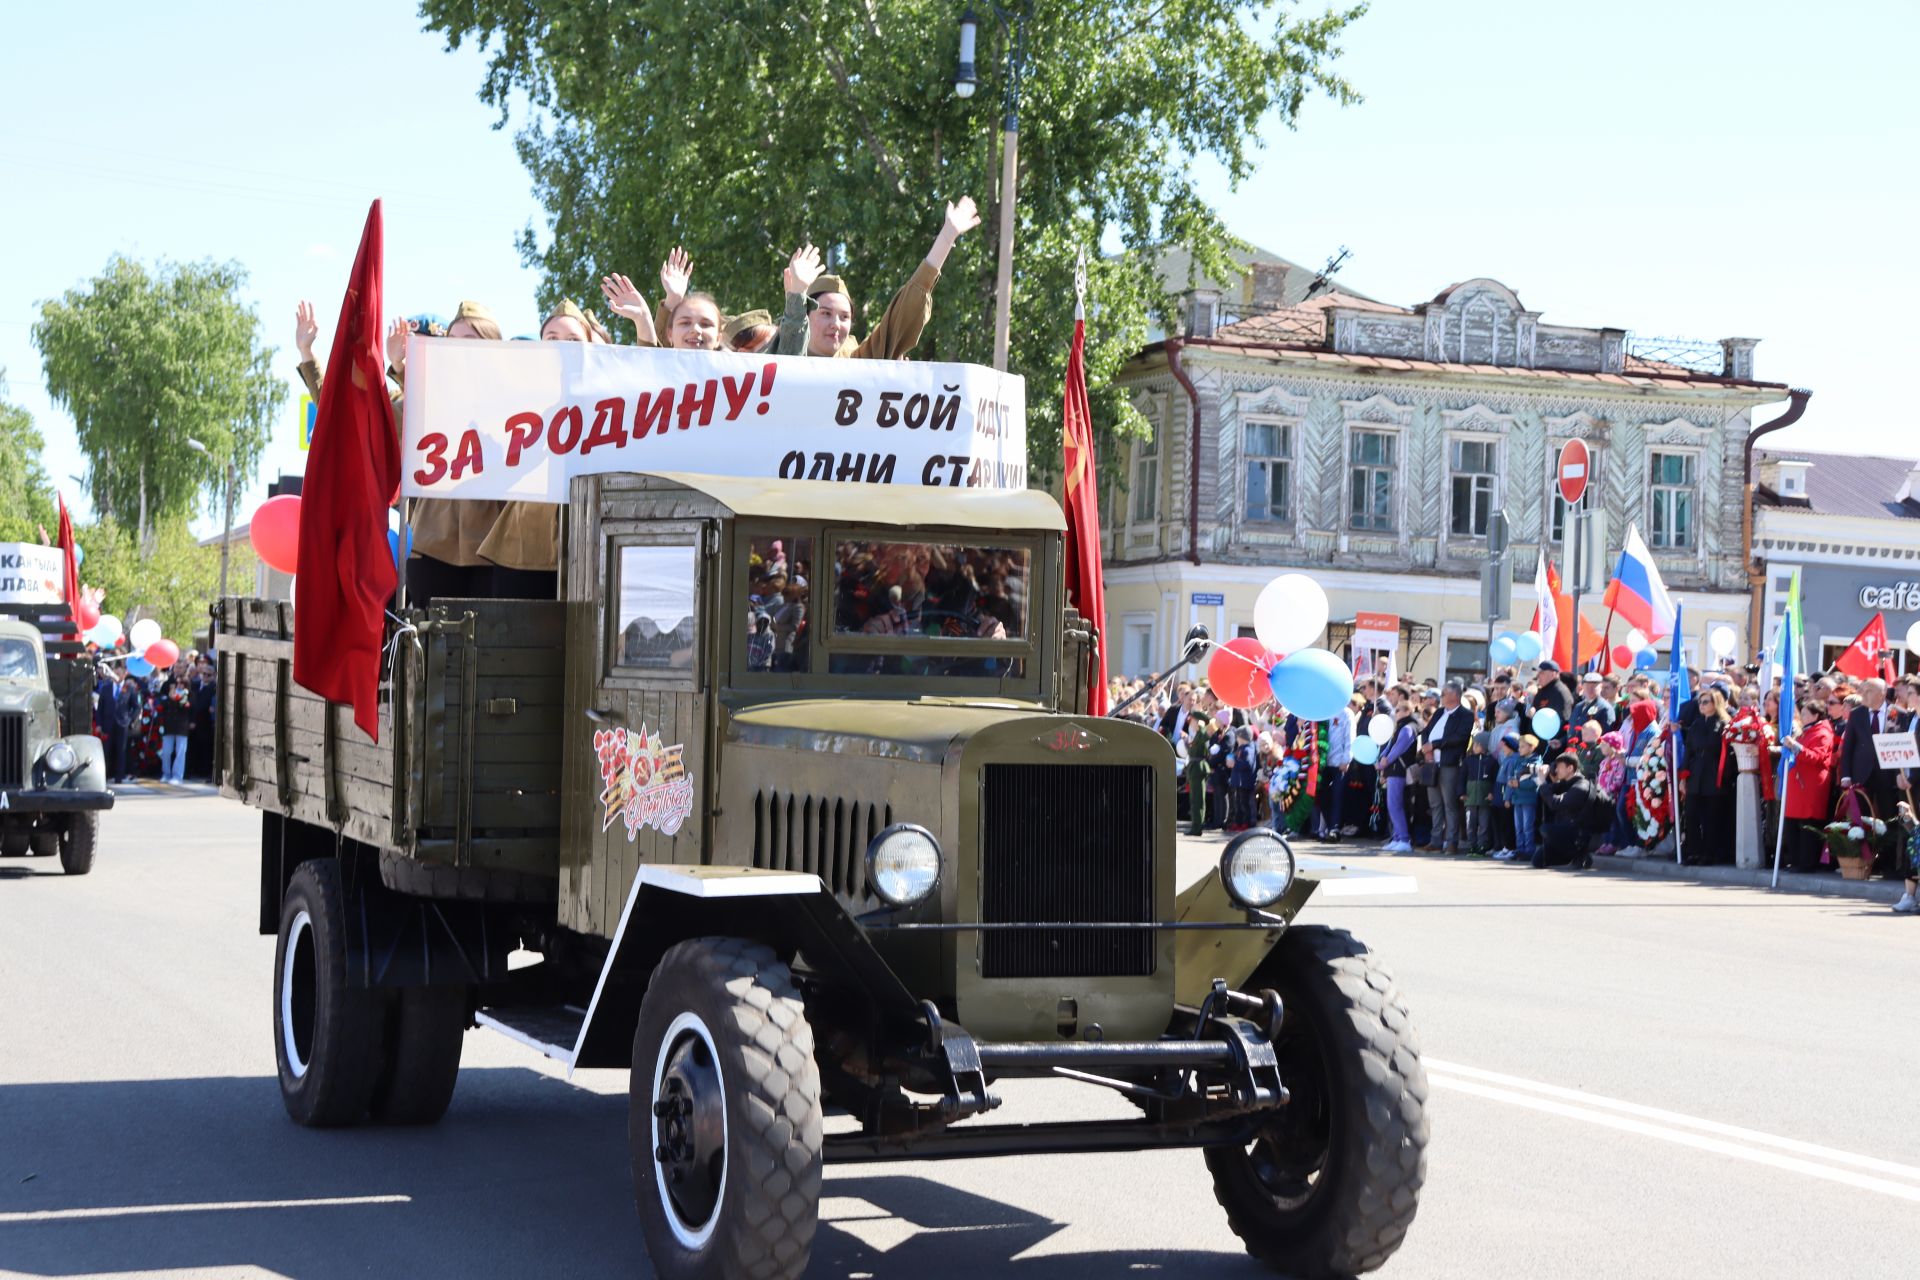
[377,849,558,904]
[30,829,61,858]
[1,828,29,857]
[629,938,822,1280]
[274,858,385,1126]
[368,985,467,1125]
[59,814,97,875]
[1204,925,1428,1278]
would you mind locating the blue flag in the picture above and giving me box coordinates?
[1667,603,1690,722]
[1774,572,1799,798]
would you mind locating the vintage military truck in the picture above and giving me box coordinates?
[217,472,1427,1278]
[0,611,111,874]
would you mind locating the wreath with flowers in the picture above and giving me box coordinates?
[1271,757,1304,812]
[1630,748,1672,843]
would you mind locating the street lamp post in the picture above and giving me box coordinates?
[955,4,1030,373]
[185,439,238,605]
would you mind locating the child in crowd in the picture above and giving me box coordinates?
[1577,722,1606,782]
[1498,734,1545,862]
[1228,728,1258,832]
[1463,731,1496,856]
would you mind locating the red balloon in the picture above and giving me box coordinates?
[249,494,302,574]
[1611,644,1634,670]
[76,600,101,630]
[1207,637,1276,709]
[145,639,181,669]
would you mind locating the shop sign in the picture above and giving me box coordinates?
[1857,580,1920,613]
[1353,611,1401,650]
[1874,733,1920,770]
[1191,592,1224,606]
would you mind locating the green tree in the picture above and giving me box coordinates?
[33,256,285,553]
[77,517,258,645]
[0,370,57,544]
[420,0,1362,480]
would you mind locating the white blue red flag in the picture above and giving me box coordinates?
[1603,523,1678,643]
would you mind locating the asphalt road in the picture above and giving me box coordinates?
[4,791,1918,1279]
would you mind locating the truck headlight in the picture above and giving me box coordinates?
[865,823,941,908]
[42,742,77,775]
[1220,829,1296,910]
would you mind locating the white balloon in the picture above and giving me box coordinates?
[1710,625,1738,657]
[1907,618,1920,655]
[129,617,162,652]
[92,614,123,645]
[1367,712,1394,745]
[1252,574,1330,656]
[1625,628,1649,653]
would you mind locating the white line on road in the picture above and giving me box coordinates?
[1428,1058,1920,1202]
[0,1194,411,1224]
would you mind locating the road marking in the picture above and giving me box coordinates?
[1427,1058,1920,1201]
[0,1194,411,1224]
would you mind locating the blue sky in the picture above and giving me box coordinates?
[2,1,1912,532]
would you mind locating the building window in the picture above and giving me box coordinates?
[1244,420,1292,522]
[1649,451,1695,549]
[1446,638,1490,686]
[1449,439,1499,537]
[1131,423,1159,525]
[1348,430,1396,532]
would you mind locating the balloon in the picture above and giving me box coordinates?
[1531,708,1562,740]
[72,544,83,567]
[1351,736,1381,766]
[1489,632,1519,666]
[1253,573,1330,656]
[126,656,153,678]
[1625,628,1649,653]
[76,600,101,630]
[91,613,122,646]
[250,494,302,574]
[128,618,161,652]
[1611,644,1634,670]
[1367,712,1394,744]
[1634,648,1657,670]
[1710,625,1738,657]
[1267,648,1355,723]
[1906,618,1920,655]
[1206,637,1275,710]
[145,639,180,669]
[1515,631,1543,663]
[386,526,414,564]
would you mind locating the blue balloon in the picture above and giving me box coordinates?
[72,543,84,567]
[126,656,153,678]
[1634,647,1657,670]
[1514,631,1544,664]
[1268,648,1356,723]
[1489,632,1519,665]
[1350,736,1381,766]
[387,526,414,565]
[1531,708,1562,740]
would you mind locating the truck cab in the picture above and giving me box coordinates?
[0,616,112,873]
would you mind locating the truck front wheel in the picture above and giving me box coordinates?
[629,937,823,1280]
[274,859,384,1126]
[59,814,97,875]
[1204,925,1429,1277]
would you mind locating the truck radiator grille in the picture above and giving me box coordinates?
[0,713,24,790]
[751,791,891,902]
[979,763,1156,979]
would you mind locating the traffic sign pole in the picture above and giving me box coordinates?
[1558,440,1591,673]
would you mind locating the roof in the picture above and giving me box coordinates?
[1755,450,1920,521]
[638,472,1066,533]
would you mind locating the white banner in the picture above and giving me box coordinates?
[399,337,1028,503]
[0,542,63,605]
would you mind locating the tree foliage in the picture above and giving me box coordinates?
[33,256,286,551]
[419,0,1362,480]
[76,517,257,644]
[0,371,57,545]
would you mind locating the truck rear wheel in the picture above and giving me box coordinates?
[274,859,384,1126]
[59,814,97,875]
[1204,925,1428,1277]
[629,937,822,1280]
[368,986,467,1125]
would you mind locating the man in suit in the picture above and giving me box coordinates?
[1422,680,1474,854]
[1159,685,1197,744]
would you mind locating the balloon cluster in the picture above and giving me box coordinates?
[83,609,181,673]
[1609,627,1659,673]
[1488,630,1544,666]
[1203,574,1356,722]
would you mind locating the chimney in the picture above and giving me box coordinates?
[1249,262,1290,309]
[1895,461,1920,505]
[1720,337,1759,381]
[1184,289,1220,339]
[1775,457,1813,501]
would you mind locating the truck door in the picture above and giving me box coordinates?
[559,506,714,938]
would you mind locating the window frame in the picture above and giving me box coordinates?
[1128,417,1160,529]
[1447,435,1501,539]
[603,521,704,689]
[1346,427,1399,534]
[1242,416,1294,525]
[1647,449,1699,550]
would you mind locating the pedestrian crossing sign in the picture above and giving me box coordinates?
[298,394,316,450]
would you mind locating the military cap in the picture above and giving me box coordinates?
[808,274,853,307]
[454,299,499,327]
[721,308,773,345]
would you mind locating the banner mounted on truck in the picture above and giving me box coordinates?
[399,338,1028,503]
[0,542,64,604]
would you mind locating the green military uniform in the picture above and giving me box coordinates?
[776,263,942,359]
[1184,725,1210,838]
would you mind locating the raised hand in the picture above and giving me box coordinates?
[784,243,824,295]
[294,300,319,362]
[659,247,692,308]
[385,317,412,375]
[943,196,981,239]
[599,272,650,321]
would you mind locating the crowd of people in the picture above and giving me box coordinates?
[85,643,218,785]
[1110,656,1920,903]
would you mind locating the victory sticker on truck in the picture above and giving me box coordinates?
[400,338,1027,502]
[594,725,696,840]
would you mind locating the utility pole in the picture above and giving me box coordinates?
[955,4,1029,372]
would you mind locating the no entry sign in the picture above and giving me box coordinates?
[1558,438,1591,506]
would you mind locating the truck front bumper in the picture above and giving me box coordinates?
[0,788,116,814]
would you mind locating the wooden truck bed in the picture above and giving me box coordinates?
[214,597,566,881]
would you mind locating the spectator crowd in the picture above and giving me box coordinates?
[86,640,218,786]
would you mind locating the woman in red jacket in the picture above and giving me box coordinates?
[1781,696,1836,871]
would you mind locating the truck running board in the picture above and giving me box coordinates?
[475,1005,589,1064]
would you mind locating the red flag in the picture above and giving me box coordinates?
[1833,612,1889,682]
[1061,308,1108,714]
[293,201,399,741]
[55,494,80,639]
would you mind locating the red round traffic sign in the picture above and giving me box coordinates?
[1558,438,1591,506]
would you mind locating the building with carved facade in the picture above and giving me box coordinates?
[1105,263,1795,682]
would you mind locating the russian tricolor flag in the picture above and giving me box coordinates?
[1602,524,1678,642]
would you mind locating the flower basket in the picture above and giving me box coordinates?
[1822,786,1885,878]
[1630,749,1672,844]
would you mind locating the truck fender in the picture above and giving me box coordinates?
[54,733,109,794]
[568,865,925,1073]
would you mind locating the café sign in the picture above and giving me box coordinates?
[1857,580,1920,613]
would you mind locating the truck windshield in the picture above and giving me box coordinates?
[827,539,1028,677]
[0,637,39,679]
